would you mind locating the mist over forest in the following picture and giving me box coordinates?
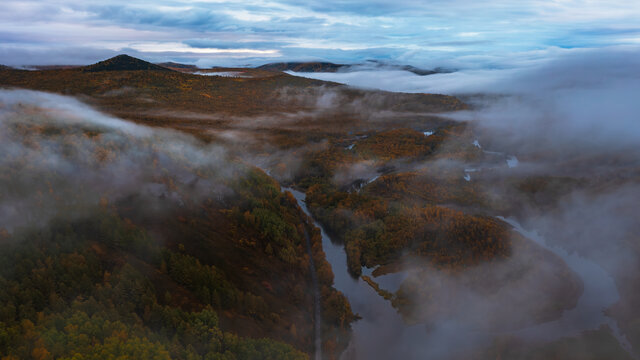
[1,1,640,359]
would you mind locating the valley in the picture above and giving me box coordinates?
[0,55,639,360]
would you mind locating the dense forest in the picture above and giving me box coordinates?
[0,211,308,360]
[0,95,354,359]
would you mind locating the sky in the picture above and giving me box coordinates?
[1,0,640,68]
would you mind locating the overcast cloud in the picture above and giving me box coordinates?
[1,0,640,68]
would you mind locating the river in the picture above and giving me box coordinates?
[285,187,441,360]
[280,186,323,360]
[498,217,636,358]
[285,186,637,359]
[302,225,322,360]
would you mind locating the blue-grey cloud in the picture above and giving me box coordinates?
[1,0,640,68]
[86,4,239,31]
[183,39,289,50]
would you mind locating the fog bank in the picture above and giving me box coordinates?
[0,89,234,233]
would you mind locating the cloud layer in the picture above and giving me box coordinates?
[1,1,640,67]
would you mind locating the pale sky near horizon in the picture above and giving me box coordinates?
[1,0,640,68]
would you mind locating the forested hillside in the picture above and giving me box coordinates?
[0,91,353,359]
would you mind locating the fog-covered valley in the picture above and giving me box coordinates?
[0,46,639,360]
[285,46,640,359]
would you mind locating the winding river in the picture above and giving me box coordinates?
[284,185,637,359]
[302,225,322,360]
[498,217,636,358]
[285,188,439,360]
[280,186,323,360]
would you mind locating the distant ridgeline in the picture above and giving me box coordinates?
[256,60,453,76]
[83,54,173,72]
[0,55,452,75]
[256,62,347,73]
[0,55,465,123]
[157,62,199,70]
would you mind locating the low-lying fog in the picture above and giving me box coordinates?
[291,46,640,158]
[292,46,640,358]
[0,89,235,233]
[193,71,251,78]
[2,45,639,359]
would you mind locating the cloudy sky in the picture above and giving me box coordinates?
[1,0,640,68]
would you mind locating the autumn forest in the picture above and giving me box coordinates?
[0,54,639,360]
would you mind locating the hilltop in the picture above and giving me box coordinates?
[0,55,466,136]
[83,54,172,72]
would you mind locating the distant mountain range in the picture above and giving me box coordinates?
[256,60,454,76]
[1,56,452,76]
[153,59,453,76]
